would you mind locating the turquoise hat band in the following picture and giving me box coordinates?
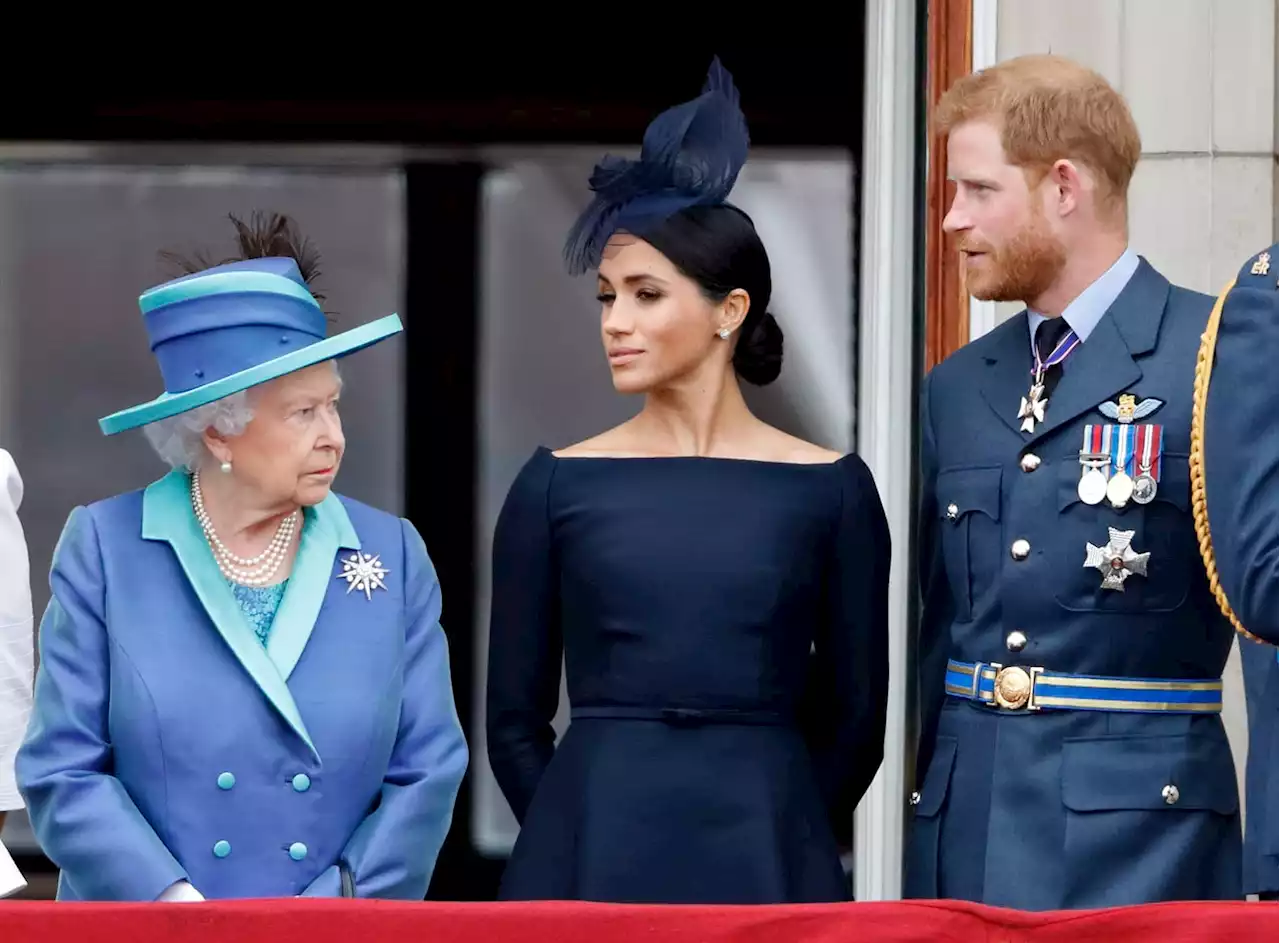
[99,314,403,436]
[140,270,321,315]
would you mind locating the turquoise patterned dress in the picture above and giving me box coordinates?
[227,579,289,647]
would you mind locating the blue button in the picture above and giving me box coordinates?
[289,842,308,861]
[217,772,236,790]
[292,773,311,793]
[213,840,231,858]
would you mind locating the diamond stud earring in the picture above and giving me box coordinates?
[717,328,731,339]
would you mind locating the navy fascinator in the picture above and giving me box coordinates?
[562,57,750,276]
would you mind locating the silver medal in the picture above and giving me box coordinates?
[1105,422,1136,509]
[1078,468,1108,505]
[1084,526,1151,592]
[1077,451,1110,506]
[1130,426,1159,506]
[1131,473,1157,505]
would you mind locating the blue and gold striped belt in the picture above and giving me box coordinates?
[945,658,1222,713]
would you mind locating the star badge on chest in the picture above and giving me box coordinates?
[337,551,391,601]
[1084,527,1150,592]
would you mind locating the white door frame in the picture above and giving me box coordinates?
[853,0,1003,899]
[852,0,919,901]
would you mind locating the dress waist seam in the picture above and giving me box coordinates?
[570,704,792,727]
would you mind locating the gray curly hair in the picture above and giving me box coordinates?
[140,360,343,471]
[142,391,257,472]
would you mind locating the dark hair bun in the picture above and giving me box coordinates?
[733,312,784,386]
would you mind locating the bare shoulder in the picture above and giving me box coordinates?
[553,422,649,459]
[759,427,845,465]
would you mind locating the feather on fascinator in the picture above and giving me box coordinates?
[563,57,750,275]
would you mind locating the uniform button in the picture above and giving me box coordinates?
[217,772,236,790]
[946,503,959,521]
[1020,453,1041,472]
[1162,784,1180,805]
[1006,631,1028,652]
[289,842,308,861]
[292,773,311,793]
[910,791,921,806]
[1011,539,1031,560]
[213,840,231,858]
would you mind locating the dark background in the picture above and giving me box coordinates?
[0,48,864,149]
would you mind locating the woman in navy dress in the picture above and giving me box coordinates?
[485,59,890,904]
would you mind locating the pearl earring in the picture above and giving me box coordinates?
[220,461,232,474]
[717,328,731,339]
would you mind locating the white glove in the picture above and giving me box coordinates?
[157,880,206,902]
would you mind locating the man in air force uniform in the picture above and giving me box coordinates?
[907,55,1243,910]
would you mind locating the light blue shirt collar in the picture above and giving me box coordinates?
[1027,248,1140,346]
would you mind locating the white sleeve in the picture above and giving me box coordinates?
[0,449,33,812]
[156,880,206,902]
[0,837,27,898]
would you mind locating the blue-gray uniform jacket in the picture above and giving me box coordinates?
[907,252,1241,910]
[1198,245,1278,897]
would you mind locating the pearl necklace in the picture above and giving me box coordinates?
[191,470,298,587]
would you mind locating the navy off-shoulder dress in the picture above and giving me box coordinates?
[486,446,890,903]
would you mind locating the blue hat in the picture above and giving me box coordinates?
[562,56,750,276]
[99,256,402,435]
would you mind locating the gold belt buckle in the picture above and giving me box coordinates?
[991,664,1043,711]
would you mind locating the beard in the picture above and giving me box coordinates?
[961,210,1067,304]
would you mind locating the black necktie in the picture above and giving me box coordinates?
[1034,317,1071,401]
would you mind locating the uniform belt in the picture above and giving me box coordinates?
[945,659,1223,713]
[570,705,789,726]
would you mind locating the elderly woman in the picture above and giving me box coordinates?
[16,213,468,901]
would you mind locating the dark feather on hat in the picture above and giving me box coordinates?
[158,211,327,304]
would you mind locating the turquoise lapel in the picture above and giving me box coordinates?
[266,492,360,681]
[141,471,319,759]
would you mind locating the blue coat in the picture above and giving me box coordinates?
[16,471,468,901]
[1200,245,1279,897]
[1240,636,1278,896]
[908,258,1242,909]
[1200,245,1279,647]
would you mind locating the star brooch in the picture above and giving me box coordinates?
[337,551,390,600]
[1083,527,1150,592]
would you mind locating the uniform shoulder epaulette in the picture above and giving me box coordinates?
[1237,245,1278,291]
